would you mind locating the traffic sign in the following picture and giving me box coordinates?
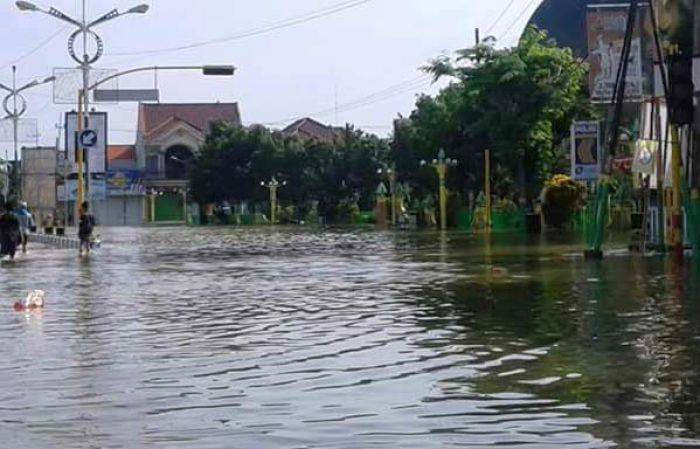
[79,129,98,148]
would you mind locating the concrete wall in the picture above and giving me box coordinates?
[21,147,57,226]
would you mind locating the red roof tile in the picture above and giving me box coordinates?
[137,103,241,136]
[107,145,135,162]
[281,117,344,143]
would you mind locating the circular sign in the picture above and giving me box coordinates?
[79,129,98,148]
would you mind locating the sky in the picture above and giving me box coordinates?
[0,0,542,153]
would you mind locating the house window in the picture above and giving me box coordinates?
[165,145,195,180]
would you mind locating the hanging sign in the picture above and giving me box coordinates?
[571,121,602,181]
[632,139,657,175]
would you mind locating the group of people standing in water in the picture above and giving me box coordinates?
[0,201,34,260]
[0,200,96,260]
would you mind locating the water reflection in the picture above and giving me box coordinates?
[0,227,699,448]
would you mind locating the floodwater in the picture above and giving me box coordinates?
[2,227,700,449]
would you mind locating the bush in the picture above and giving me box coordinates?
[277,205,297,224]
[336,200,360,224]
[543,175,586,228]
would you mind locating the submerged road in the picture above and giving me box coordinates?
[1,227,700,448]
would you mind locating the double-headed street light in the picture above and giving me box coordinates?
[377,165,397,226]
[421,149,458,231]
[17,0,149,210]
[261,177,287,225]
[0,66,55,200]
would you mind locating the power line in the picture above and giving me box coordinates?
[498,0,540,41]
[263,75,432,126]
[485,0,519,36]
[0,27,68,71]
[109,0,373,57]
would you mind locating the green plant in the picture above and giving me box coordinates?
[543,174,586,228]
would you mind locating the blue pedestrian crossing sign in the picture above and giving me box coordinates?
[79,129,98,148]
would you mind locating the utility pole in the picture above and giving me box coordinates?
[377,165,397,226]
[693,0,700,189]
[12,66,18,200]
[485,149,492,232]
[17,0,150,219]
[0,66,55,203]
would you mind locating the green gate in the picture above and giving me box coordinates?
[155,194,184,222]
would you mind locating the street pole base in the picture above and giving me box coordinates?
[584,249,604,260]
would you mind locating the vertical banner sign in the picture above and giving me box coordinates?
[587,4,647,103]
[65,111,108,175]
[571,121,601,181]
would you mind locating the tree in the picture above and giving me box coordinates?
[189,121,391,222]
[400,26,594,205]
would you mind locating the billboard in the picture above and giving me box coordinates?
[53,67,118,104]
[0,118,38,143]
[587,4,649,103]
[107,170,145,196]
[571,121,601,181]
[57,174,107,202]
[65,111,107,175]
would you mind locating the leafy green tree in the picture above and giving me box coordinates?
[189,122,391,222]
[400,26,594,205]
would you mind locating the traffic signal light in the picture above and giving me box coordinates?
[668,55,694,125]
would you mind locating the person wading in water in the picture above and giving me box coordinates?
[78,201,96,257]
[0,202,22,261]
[16,201,35,254]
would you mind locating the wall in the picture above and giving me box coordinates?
[20,147,57,225]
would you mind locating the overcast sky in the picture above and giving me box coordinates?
[0,0,541,152]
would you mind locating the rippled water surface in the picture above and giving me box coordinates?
[2,227,700,448]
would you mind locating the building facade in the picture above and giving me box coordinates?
[20,146,57,227]
[104,145,144,226]
[137,103,242,223]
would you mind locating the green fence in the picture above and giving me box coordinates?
[355,211,375,224]
[492,211,525,232]
[457,210,474,231]
[458,208,525,233]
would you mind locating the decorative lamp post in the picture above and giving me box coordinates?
[0,66,55,200]
[17,0,149,211]
[261,177,286,224]
[377,165,397,226]
[421,149,458,230]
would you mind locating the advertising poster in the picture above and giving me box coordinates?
[57,175,107,202]
[107,170,145,196]
[587,4,648,103]
[571,121,601,181]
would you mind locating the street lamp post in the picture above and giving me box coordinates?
[0,66,55,201]
[377,165,397,226]
[17,0,150,211]
[421,149,458,231]
[261,177,286,225]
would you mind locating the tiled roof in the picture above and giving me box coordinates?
[107,145,135,162]
[137,103,241,136]
[281,117,344,143]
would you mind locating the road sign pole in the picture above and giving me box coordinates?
[76,90,85,225]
